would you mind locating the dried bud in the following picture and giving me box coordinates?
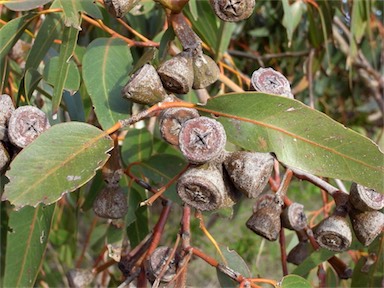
[287,240,311,265]
[281,202,308,231]
[157,52,194,94]
[66,269,94,288]
[177,163,226,211]
[313,211,352,252]
[179,116,226,164]
[146,246,179,283]
[253,193,283,213]
[349,182,384,212]
[192,53,220,89]
[251,67,293,98]
[224,151,274,198]
[210,0,255,22]
[8,106,50,148]
[159,107,200,146]
[246,204,282,241]
[93,186,128,219]
[122,64,167,105]
[349,208,384,246]
[0,94,15,126]
[105,0,140,18]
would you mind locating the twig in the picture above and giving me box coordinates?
[279,228,288,276]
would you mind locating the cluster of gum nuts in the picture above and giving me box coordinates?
[0,94,50,172]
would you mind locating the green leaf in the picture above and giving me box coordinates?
[24,13,62,71]
[2,122,113,209]
[129,154,187,203]
[44,56,80,91]
[4,0,52,11]
[3,204,55,287]
[0,13,37,61]
[216,245,251,287]
[202,93,384,192]
[51,25,80,115]
[280,274,312,288]
[24,68,42,99]
[292,248,335,276]
[121,128,153,166]
[215,21,236,61]
[282,0,305,46]
[54,0,102,29]
[82,38,132,130]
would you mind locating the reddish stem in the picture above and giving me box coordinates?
[279,228,288,276]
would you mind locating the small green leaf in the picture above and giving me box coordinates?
[3,204,55,287]
[4,0,52,11]
[280,274,312,288]
[215,21,236,61]
[2,122,113,209]
[44,56,80,91]
[0,13,37,61]
[82,38,132,130]
[202,93,384,192]
[51,25,80,115]
[292,248,334,276]
[282,0,305,46]
[54,0,102,29]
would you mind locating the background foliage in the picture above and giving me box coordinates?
[0,0,383,287]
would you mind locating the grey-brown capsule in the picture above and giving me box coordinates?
[349,208,384,246]
[179,116,226,164]
[0,94,15,126]
[66,269,94,288]
[246,204,282,241]
[0,142,10,171]
[192,53,220,89]
[251,67,293,98]
[287,240,311,265]
[177,163,226,211]
[210,0,255,22]
[252,193,281,213]
[349,182,384,212]
[8,106,50,148]
[157,52,194,94]
[159,107,200,146]
[0,126,7,142]
[122,64,167,105]
[93,186,128,219]
[281,202,308,231]
[224,151,274,198]
[146,246,179,283]
[313,213,352,252]
[104,0,140,18]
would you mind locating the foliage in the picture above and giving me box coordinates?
[0,0,383,287]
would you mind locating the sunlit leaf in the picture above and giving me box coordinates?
[280,274,312,288]
[3,204,55,287]
[82,38,132,130]
[4,0,52,11]
[2,122,113,209]
[201,93,384,192]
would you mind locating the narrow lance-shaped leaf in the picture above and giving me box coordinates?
[0,13,37,61]
[200,93,384,192]
[2,122,113,209]
[51,24,80,116]
[4,0,52,11]
[3,204,55,287]
[82,38,132,130]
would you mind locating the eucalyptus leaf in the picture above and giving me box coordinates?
[201,93,384,192]
[280,274,312,288]
[43,56,80,91]
[82,38,132,130]
[121,128,153,166]
[24,68,42,100]
[2,122,113,209]
[3,204,55,287]
[282,0,305,45]
[4,0,52,11]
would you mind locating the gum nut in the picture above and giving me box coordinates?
[251,67,293,98]
[0,94,15,126]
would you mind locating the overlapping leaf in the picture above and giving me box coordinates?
[2,122,113,209]
[82,38,132,130]
[201,93,384,192]
[4,0,52,11]
[3,204,55,287]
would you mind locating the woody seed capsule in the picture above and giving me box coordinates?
[349,208,384,246]
[349,182,384,212]
[93,186,128,219]
[210,0,256,22]
[192,53,220,89]
[146,246,179,283]
[251,67,294,98]
[0,94,15,127]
